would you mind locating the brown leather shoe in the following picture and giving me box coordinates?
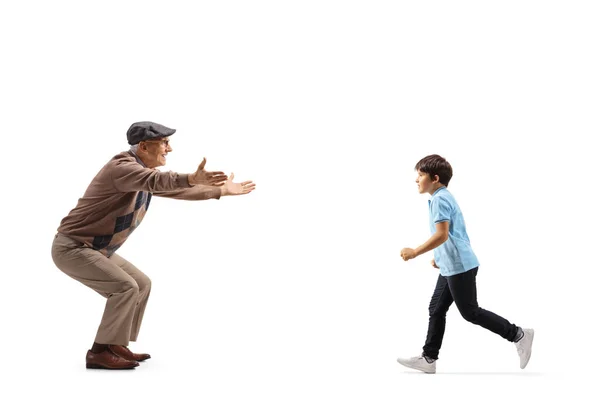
[86,350,139,369]
[108,345,151,362]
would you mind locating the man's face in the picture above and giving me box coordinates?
[415,169,438,194]
[140,138,172,168]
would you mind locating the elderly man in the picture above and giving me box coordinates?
[52,121,255,369]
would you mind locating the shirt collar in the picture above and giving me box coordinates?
[431,186,447,198]
[128,150,147,168]
[428,186,447,204]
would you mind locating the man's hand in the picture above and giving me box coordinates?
[431,259,439,269]
[188,158,228,186]
[400,248,417,261]
[220,173,256,196]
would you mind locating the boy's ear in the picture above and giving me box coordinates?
[433,174,441,183]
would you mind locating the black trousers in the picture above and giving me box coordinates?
[422,267,519,359]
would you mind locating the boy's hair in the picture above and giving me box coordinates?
[415,154,453,186]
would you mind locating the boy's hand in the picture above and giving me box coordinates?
[431,259,439,269]
[400,248,417,261]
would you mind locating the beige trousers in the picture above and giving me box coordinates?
[51,233,151,346]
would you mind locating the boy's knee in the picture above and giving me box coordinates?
[458,307,480,323]
[429,304,447,318]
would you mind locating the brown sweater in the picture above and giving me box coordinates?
[58,150,221,257]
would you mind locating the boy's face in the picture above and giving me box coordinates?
[415,169,439,194]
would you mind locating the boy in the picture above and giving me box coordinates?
[397,154,533,373]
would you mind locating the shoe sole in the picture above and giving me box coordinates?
[86,363,138,370]
[396,359,436,374]
[520,330,534,369]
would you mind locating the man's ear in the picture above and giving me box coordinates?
[138,142,147,153]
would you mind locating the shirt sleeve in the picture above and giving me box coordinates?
[431,196,453,224]
[109,158,192,193]
[153,185,221,201]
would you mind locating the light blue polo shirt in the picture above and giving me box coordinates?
[429,187,479,277]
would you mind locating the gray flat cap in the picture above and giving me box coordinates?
[127,121,176,145]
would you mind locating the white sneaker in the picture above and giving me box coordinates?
[396,355,436,374]
[515,328,534,369]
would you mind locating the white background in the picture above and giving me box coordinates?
[1,1,598,399]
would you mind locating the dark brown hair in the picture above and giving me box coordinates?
[415,154,453,186]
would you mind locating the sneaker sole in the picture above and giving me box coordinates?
[396,359,436,374]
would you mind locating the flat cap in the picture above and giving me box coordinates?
[127,121,176,145]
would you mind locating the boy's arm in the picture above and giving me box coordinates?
[400,221,449,261]
[416,221,449,256]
